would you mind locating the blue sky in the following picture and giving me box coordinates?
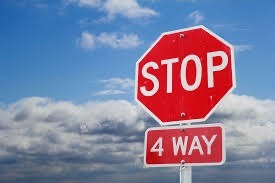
[0,0,275,183]
[1,0,274,103]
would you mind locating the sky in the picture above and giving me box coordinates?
[0,0,274,183]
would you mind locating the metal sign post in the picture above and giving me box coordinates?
[180,123,192,183]
[180,161,192,183]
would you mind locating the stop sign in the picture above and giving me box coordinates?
[135,25,236,125]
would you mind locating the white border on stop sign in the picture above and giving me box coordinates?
[135,25,236,126]
[144,123,226,167]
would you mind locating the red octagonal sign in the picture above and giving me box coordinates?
[135,25,236,125]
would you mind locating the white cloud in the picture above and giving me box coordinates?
[16,0,49,9]
[103,0,158,20]
[234,44,253,52]
[97,32,143,48]
[78,31,95,49]
[78,32,142,50]
[0,94,275,181]
[94,77,134,96]
[210,94,275,165]
[65,0,158,20]
[176,0,196,2]
[100,77,134,90]
[94,89,126,96]
[213,24,249,31]
[188,10,204,25]
[64,0,101,7]
[0,97,146,156]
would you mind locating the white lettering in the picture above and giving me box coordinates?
[139,51,229,96]
[207,51,228,88]
[181,55,202,91]
[161,58,179,93]
[188,136,203,155]
[140,62,159,96]
[202,135,217,155]
[150,137,164,156]
[172,136,188,155]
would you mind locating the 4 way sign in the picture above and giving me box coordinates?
[144,124,225,167]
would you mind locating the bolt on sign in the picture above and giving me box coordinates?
[144,124,225,167]
[135,25,236,125]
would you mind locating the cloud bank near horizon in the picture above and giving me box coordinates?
[0,94,274,182]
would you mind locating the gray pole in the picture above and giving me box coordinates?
[180,162,192,183]
[179,123,192,183]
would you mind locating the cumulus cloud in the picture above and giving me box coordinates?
[65,0,158,20]
[103,0,158,20]
[176,0,196,2]
[209,94,275,166]
[15,0,49,9]
[96,32,143,48]
[100,78,134,90]
[0,94,275,182]
[213,24,249,31]
[0,97,149,180]
[94,89,126,96]
[94,77,134,96]
[234,44,253,52]
[78,32,142,50]
[188,10,204,25]
[65,0,101,7]
[78,31,95,49]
